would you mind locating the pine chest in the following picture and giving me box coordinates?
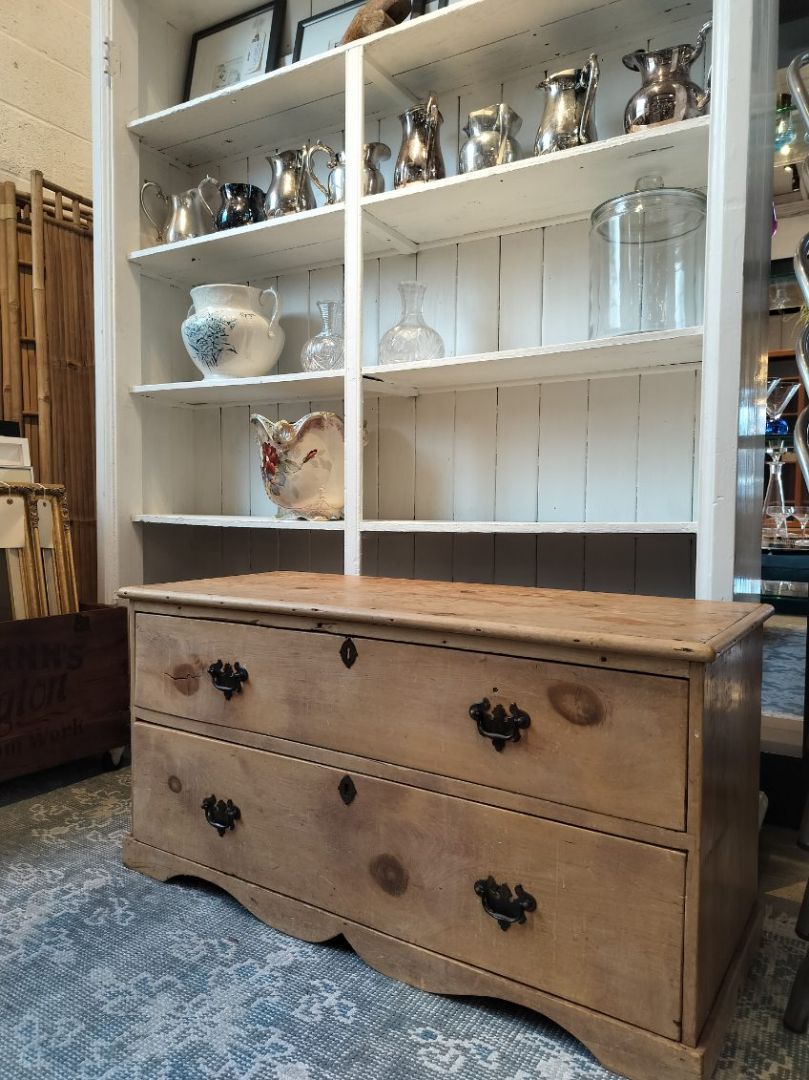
[120,572,769,1080]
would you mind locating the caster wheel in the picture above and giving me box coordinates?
[102,746,127,771]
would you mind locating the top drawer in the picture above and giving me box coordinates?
[134,613,689,830]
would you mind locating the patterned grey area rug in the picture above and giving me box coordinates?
[1,769,807,1080]
[762,622,805,719]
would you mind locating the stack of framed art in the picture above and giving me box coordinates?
[0,436,79,620]
[183,0,448,100]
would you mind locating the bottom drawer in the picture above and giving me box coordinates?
[132,722,686,1038]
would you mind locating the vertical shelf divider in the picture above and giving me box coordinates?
[343,45,366,575]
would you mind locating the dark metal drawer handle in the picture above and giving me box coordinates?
[208,660,249,700]
[474,876,537,931]
[201,795,241,837]
[469,698,530,751]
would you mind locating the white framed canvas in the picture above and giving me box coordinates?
[0,435,31,469]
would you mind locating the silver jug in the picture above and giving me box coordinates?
[394,94,445,189]
[459,104,523,174]
[306,141,391,204]
[535,54,599,155]
[622,20,711,132]
[264,147,317,217]
[139,176,219,243]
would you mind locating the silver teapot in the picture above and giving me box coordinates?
[622,20,711,132]
[394,94,445,189]
[535,54,599,155]
[306,141,391,204]
[139,175,219,243]
[265,147,317,217]
[459,104,523,174]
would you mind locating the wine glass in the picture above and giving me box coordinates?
[766,378,799,436]
[765,503,795,543]
[793,505,809,546]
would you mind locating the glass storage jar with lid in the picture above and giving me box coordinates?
[589,174,706,338]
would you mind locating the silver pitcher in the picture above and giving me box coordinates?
[535,54,599,155]
[394,94,445,189]
[622,20,711,132]
[264,147,317,217]
[306,141,391,204]
[139,176,219,243]
[459,104,523,174]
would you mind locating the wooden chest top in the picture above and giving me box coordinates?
[119,572,770,663]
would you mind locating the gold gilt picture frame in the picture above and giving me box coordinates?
[0,483,79,621]
[28,485,79,617]
[0,485,43,620]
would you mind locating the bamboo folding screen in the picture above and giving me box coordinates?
[0,172,96,601]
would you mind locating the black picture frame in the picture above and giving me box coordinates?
[292,0,446,64]
[293,0,363,63]
[184,1,286,102]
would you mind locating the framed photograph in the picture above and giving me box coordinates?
[293,0,443,64]
[184,1,286,102]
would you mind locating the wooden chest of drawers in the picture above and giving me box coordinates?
[120,573,769,1080]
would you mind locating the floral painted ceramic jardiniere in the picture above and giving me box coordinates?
[251,412,344,521]
[181,284,284,380]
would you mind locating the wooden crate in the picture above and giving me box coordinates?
[0,604,129,782]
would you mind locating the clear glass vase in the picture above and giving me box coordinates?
[379,281,445,365]
[301,301,344,371]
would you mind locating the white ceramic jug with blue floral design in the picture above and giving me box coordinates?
[180,284,284,380]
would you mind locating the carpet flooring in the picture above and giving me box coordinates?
[762,620,805,719]
[1,768,808,1080]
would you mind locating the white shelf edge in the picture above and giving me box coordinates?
[362,328,704,393]
[360,521,699,534]
[128,204,343,264]
[127,51,347,139]
[134,515,344,530]
[131,370,344,406]
[132,329,704,407]
[362,116,711,215]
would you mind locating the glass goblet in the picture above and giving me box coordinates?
[765,504,794,544]
[792,505,809,546]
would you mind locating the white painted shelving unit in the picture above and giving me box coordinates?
[92,0,776,600]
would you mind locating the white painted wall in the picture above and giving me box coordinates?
[0,0,91,193]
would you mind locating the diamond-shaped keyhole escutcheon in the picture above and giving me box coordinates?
[340,638,358,668]
[338,775,357,806]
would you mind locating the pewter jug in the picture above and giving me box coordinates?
[215,183,266,230]
[140,176,219,243]
[306,141,390,204]
[264,147,316,217]
[535,54,599,155]
[394,94,445,189]
[459,104,523,174]
[622,20,711,132]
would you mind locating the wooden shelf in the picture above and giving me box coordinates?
[128,205,344,284]
[130,0,709,168]
[134,515,344,530]
[361,521,698,534]
[363,0,710,103]
[362,328,703,394]
[129,49,348,167]
[363,118,710,250]
[133,329,703,405]
[131,370,344,406]
[129,120,709,286]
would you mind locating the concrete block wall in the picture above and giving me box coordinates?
[0,0,91,195]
